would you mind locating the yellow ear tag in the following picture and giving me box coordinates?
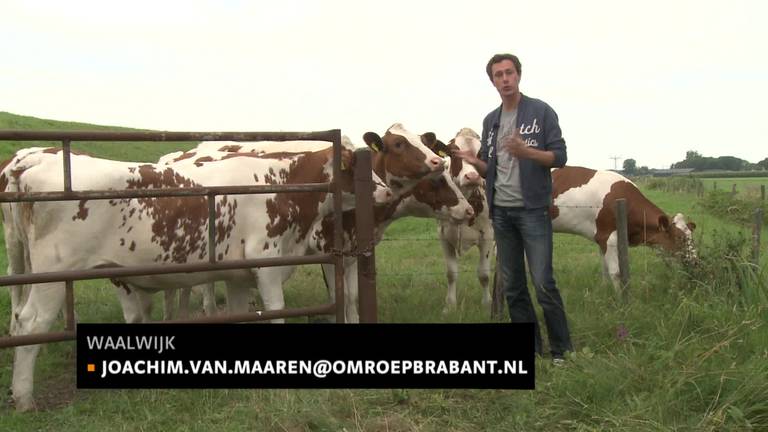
[341,160,348,170]
[438,150,447,157]
[371,142,381,152]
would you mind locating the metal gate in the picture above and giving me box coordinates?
[0,129,378,350]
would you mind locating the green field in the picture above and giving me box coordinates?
[1,113,767,431]
[699,178,767,200]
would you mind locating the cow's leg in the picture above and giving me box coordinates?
[603,231,622,292]
[225,281,251,315]
[201,283,216,316]
[343,257,359,324]
[600,247,611,281]
[11,282,66,411]
[163,289,176,321]
[177,287,191,319]
[320,259,358,323]
[255,267,286,324]
[440,237,460,313]
[477,238,493,309]
[114,284,152,323]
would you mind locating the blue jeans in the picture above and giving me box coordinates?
[492,206,573,357]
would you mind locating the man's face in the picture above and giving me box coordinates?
[491,59,520,98]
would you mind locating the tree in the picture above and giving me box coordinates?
[671,150,752,171]
[757,157,768,171]
[637,166,650,175]
[623,158,637,174]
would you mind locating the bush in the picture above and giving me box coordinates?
[698,190,767,226]
[684,228,766,308]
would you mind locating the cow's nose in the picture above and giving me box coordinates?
[384,190,394,201]
[429,156,444,171]
[465,172,479,182]
[466,206,475,217]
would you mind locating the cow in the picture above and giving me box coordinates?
[430,129,698,311]
[159,128,473,322]
[429,128,495,312]
[551,166,697,288]
[2,134,423,411]
[154,136,396,320]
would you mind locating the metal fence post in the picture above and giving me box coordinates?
[615,199,631,301]
[732,184,737,198]
[61,139,76,331]
[354,148,377,323]
[754,208,763,266]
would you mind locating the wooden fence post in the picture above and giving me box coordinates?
[754,208,763,266]
[761,185,765,202]
[732,184,738,198]
[714,181,717,191]
[491,261,505,320]
[354,148,377,323]
[615,199,631,302]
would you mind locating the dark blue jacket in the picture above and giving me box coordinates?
[479,94,567,213]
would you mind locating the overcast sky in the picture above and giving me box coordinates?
[1,0,766,169]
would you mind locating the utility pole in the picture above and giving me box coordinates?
[610,156,622,170]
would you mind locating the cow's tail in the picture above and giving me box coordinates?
[1,153,38,335]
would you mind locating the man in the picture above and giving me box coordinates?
[455,53,573,362]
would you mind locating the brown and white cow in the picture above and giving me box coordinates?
[551,166,697,287]
[428,132,698,309]
[1,142,400,412]
[430,128,495,312]
[160,127,472,322]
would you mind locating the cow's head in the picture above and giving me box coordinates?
[406,170,475,224]
[363,123,446,197]
[651,213,698,265]
[334,147,394,206]
[447,128,484,191]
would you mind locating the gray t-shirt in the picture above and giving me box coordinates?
[494,109,524,207]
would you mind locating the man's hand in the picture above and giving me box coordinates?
[453,149,480,165]
[501,129,557,167]
[499,130,531,159]
[452,148,487,178]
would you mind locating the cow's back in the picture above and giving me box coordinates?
[551,166,631,238]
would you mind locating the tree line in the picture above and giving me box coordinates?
[622,151,768,175]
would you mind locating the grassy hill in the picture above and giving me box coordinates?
[0,111,196,162]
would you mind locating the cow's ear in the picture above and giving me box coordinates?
[687,222,697,232]
[433,139,451,158]
[363,132,384,153]
[421,132,437,149]
[423,133,451,157]
[658,215,670,231]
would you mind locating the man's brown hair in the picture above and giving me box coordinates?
[486,53,522,81]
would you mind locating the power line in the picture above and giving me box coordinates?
[610,156,622,170]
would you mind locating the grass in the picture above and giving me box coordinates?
[1,112,767,430]
[700,178,767,200]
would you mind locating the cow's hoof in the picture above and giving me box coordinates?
[442,304,457,315]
